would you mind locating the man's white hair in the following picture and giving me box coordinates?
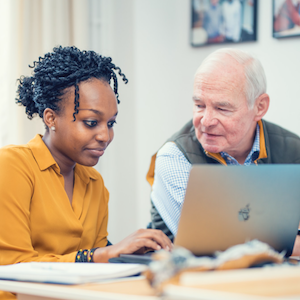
[195,48,267,108]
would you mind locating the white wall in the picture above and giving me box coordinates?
[93,0,138,243]
[0,0,90,148]
[96,0,300,243]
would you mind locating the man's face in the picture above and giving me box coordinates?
[192,62,258,160]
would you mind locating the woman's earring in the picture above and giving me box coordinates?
[51,126,56,131]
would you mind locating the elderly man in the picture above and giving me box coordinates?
[147,48,300,255]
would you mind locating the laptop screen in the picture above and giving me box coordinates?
[175,165,300,257]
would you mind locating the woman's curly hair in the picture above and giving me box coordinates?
[16,46,128,121]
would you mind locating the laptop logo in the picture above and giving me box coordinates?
[238,204,250,221]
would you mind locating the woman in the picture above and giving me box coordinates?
[0,46,171,299]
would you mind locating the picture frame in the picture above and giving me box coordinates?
[273,0,300,39]
[191,0,257,47]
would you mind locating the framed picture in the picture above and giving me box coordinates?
[191,0,257,47]
[273,0,300,38]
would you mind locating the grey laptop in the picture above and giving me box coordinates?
[174,165,300,257]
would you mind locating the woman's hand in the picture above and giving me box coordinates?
[93,229,172,263]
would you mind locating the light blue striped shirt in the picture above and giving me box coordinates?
[151,125,260,236]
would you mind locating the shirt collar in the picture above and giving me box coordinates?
[220,124,260,165]
[28,134,59,171]
[27,134,99,183]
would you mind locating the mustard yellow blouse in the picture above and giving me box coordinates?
[0,134,109,265]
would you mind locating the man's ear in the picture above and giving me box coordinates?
[43,108,56,129]
[254,93,270,121]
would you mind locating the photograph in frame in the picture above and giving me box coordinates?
[191,0,257,47]
[273,0,300,38]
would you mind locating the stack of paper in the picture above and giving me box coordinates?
[0,262,147,285]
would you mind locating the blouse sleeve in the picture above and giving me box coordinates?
[0,148,77,264]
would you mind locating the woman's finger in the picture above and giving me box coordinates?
[131,229,172,251]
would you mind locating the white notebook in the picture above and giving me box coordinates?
[0,262,147,285]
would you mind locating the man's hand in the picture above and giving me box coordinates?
[292,234,300,257]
